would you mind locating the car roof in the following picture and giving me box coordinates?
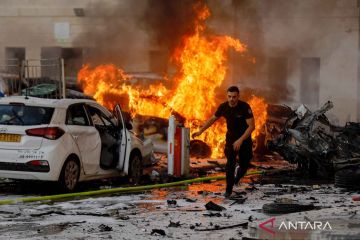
[0,96,99,109]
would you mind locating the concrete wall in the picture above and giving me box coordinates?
[264,0,358,124]
[0,0,150,71]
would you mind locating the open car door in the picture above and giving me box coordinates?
[114,104,131,172]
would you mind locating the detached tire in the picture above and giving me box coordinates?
[263,203,315,214]
[59,157,80,192]
[335,168,360,189]
[128,152,143,184]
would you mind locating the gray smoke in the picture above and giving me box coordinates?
[211,0,341,104]
[75,0,207,71]
[75,0,343,106]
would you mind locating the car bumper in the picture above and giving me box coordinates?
[0,161,49,172]
[0,138,72,181]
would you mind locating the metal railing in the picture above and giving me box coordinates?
[0,59,22,96]
[0,58,65,99]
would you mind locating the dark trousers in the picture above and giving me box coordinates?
[224,143,252,194]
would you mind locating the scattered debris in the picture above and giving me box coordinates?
[223,213,233,218]
[73,212,111,217]
[245,185,258,191]
[205,201,226,211]
[98,224,112,232]
[230,197,247,206]
[168,221,181,228]
[30,211,66,217]
[118,215,130,220]
[167,199,177,206]
[349,211,357,219]
[263,201,315,214]
[151,229,166,236]
[185,198,197,202]
[233,191,247,196]
[203,212,222,217]
[194,222,248,231]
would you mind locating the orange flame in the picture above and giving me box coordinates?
[248,95,268,139]
[77,3,267,158]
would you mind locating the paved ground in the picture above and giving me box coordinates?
[0,154,359,239]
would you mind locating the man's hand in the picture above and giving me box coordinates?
[233,138,243,151]
[191,116,218,139]
[192,131,202,139]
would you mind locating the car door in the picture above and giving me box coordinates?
[86,104,119,169]
[114,104,131,172]
[65,103,101,174]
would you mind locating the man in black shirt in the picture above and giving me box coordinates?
[192,86,255,197]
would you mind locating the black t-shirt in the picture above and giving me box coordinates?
[214,101,253,144]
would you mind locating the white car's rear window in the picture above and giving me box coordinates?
[0,104,54,126]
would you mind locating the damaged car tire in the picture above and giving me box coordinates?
[262,203,315,214]
[190,140,212,158]
[335,167,360,189]
[128,152,143,184]
[59,157,80,192]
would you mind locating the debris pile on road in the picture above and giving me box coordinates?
[268,101,360,180]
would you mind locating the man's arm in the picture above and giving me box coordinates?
[233,117,255,151]
[192,115,219,138]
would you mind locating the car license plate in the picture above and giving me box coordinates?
[0,134,21,142]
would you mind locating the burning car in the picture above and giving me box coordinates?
[0,96,153,191]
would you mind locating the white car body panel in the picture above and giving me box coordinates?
[65,124,101,175]
[0,125,45,150]
[0,96,153,184]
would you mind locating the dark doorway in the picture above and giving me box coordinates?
[41,47,83,84]
[5,47,25,62]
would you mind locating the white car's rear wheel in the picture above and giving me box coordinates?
[129,153,142,184]
[59,157,80,192]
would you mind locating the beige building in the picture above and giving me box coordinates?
[0,0,359,124]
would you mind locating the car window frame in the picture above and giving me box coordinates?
[84,104,116,129]
[66,103,91,126]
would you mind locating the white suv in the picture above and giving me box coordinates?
[0,96,153,191]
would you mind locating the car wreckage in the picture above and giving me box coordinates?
[268,101,360,185]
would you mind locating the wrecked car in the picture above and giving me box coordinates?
[0,96,153,191]
[268,101,360,178]
[252,103,293,154]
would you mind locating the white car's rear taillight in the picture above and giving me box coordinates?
[26,160,49,166]
[26,127,64,140]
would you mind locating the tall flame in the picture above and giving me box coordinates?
[77,3,267,158]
